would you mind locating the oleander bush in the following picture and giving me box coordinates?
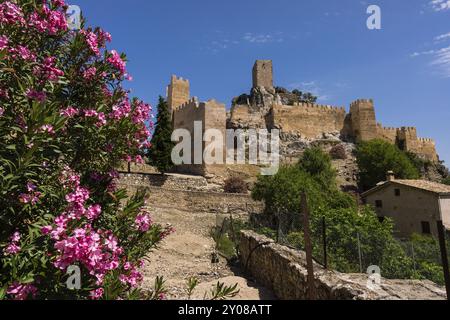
[0,0,173,300]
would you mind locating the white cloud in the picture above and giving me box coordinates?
[430,46,450,77]
[435,32,450,41]
[411,46,450,77]
[242,32,284,44]
[430,0,450,11]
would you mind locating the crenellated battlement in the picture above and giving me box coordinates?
[350,99,374,108]
[290,102,346,114]
[171,75,189,84]
[418,138,435,144]
[400,126,417,132]
[376,123,397,131]
[167,60,439,165]
[175,97,200,112]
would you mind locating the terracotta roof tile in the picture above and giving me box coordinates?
[391,179,450,194]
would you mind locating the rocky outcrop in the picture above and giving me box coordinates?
[239,230,446,300]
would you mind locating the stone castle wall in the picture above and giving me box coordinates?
[167,60,439,166]
[167,75,190,115]
[269,103,347,138]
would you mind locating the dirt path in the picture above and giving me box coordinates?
[140,206,274,300]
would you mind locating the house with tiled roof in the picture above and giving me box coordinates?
[361,171,450,238]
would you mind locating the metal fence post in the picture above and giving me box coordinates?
[322,216,328,269]
[437,220,450,300]
[357,232,363,273]
[301,192,316,300]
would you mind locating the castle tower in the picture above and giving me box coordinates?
[252,60,274,89]
[396,127,418,151]
[349,99,378,142]
[167,75,190,116]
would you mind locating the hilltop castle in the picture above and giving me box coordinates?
[166,60,438,174]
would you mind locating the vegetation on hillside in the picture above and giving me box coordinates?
[250,147,449,284]
[356,139,420,191]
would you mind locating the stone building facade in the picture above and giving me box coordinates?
[361,175,450,238]
[166,60,438,173]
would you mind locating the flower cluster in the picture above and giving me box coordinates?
[28,4,68,35]
[107,50,126,75]
[5,231,21,255]
[80,30,100,56]
[6,282,38,300]
[0,35,8,51]
[83,67,97,80]
[9,45,36,62]
[33,57,64,83]
[0,1,25,25]
[60,106,79,118]
[26,89,46,102]
[134,212,153,232]
[19,182,42,205]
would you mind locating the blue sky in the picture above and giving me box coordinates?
[74,0,450,163]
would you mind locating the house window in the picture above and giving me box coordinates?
[421,221,431,235]
[394,189,401,197]
[375,200,383,208]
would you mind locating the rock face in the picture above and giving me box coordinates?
[239,230,446,300]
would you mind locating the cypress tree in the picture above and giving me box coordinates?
[148,96,175,173]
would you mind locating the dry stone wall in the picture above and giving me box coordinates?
[240,230,446,300]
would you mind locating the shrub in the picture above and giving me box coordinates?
[356,139,420,191]
[147,96,175,173]
[0,0,173,300]
[329,144,347,160]
[299,147,336,187]
[224,177,247,194]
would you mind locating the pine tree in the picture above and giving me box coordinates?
[148,96,175,173]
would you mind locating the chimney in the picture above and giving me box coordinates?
[387,171,395,182]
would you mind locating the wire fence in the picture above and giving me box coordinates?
[212,206,450,292]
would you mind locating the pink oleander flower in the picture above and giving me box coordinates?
[52,0,66,7]
[98,29,112,43]
[90,288,104,300]
[34,57,64,82]
[26,89,46,102]
[60,106,78,118]
[0,35,8,51]
[0,2,25,25]
[125,73,133,81]
[19,191,41,205]
[134,212,152,232]
[96,112,106,127]
[80,30,100,56]
[5,243,21,255]
[135,155,144,164]
[86,204,102,220]
[7,282,37,300]
[28,5,67,35]
[110,98,131,120]
[9,45,36,62]
[0,107,4,117]
[40,124,55,134]
[107,50,126,74]
[26,182,37,193]
[5,231,21,255]
[41,225,53,235]
[83,67,97,80]
[84,109,98,117]
[0,88,8,99]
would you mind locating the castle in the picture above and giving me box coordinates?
[166,60,438,174]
